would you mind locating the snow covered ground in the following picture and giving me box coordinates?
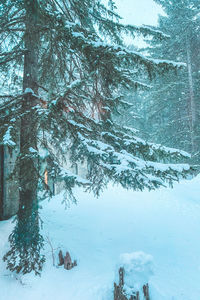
[1,175,200,300]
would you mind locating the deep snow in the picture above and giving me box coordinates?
[1,176,200,300]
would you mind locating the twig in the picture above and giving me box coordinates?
[46,234,55,266]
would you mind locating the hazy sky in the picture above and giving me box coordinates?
[113,0,164,47]
[114,0,164,26]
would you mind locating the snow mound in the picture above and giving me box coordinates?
[117,251,154,295]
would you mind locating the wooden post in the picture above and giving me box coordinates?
[64,251,72,270]
[73,259,77,267]
[114,267,136,300]
[143,284,150,300]
[119,267,124,286]
[59,250,77,269]
[136,291,140,300]
[114,267,150,300]
[58,250,64,266]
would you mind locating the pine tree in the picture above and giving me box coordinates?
[0,0,192,275]
[139,0,200,159]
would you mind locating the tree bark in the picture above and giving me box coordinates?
[19,0,39,208]
[3,0,45,276]
[186,32,196,153]
[13,0,43,274]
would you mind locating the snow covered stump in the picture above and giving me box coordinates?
[114,252,153,300]
[58,250,77,270]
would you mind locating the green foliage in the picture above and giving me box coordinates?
[133,0,200,161]
[0,0,193,276]
[3,202,45,276]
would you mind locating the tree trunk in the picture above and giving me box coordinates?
[17,0,42,273]
[3,0,45,275]
[19,0,39,218]
[186,32,196,154]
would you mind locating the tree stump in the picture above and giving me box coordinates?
[64,251,73,270]
[73,260,77,267]
[58,250,77,269]
[114,282,128,300]
[58,250,64,266]
[143,284,150,300]
[114,267,150,300]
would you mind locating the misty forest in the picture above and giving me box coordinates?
[0,1,200,299]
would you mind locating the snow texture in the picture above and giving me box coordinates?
[117,251,154,295]
[24,88,34,94]
[1,176,200,299]
[29,147,37,153]
[3,126,16,147]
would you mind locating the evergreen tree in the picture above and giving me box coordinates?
[139,0,200,160]
[0,0,192,275]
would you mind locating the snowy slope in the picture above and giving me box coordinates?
[1,176,200,300]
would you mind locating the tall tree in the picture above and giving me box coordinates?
[138,0,200,159]
[0,0,192,275]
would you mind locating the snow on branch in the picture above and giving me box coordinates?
[76,129,191,191]
[59,167,91,186]
[2,126,16,147]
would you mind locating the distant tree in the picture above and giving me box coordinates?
[0,0,192,275]
[137,0,200,160]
